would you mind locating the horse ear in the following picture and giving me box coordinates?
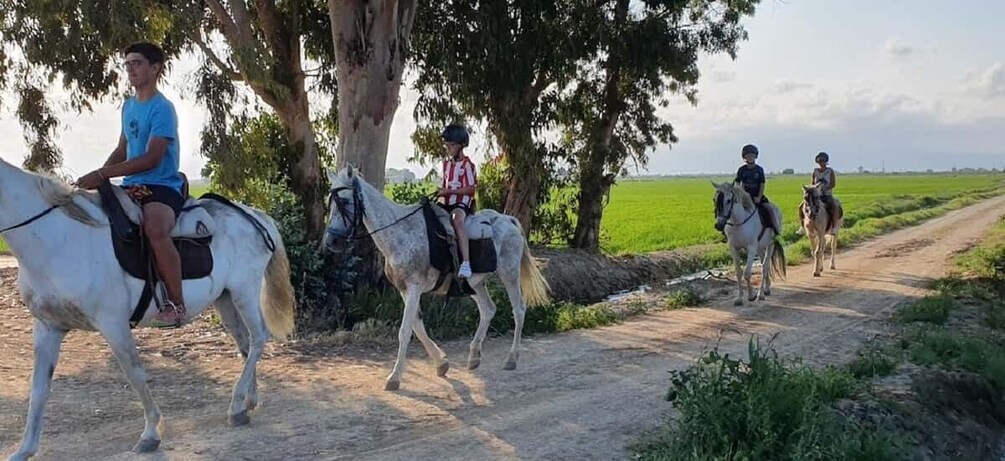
[328,169,338,184]
[802,184,809,191]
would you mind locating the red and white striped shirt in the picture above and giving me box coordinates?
[440,155,477,207]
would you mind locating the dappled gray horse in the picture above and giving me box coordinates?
[323,166,550,391]
[799,184,843,276]
[712,181,787,305]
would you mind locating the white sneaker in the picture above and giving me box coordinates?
[457,261,472,278]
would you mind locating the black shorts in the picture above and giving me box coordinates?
[440,202,471,216]
[122,184,185,217]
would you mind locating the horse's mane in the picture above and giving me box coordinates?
[36,174,102,227]
[802,185,822,209]
[731,184,755,211]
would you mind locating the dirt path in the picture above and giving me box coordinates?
[2,195,1004,461]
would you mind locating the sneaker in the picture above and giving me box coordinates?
[149,301,186,329]
[457,261,472,278]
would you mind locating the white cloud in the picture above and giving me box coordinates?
[710,71,737,83]
[960,62,1005,99]
[883,37,919,59]
[771,81,813,94]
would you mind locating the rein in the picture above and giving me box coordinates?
[0,205,59,234]
[328,180,425,240]
[716,192,757,228]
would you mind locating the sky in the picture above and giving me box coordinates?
[1,0,1004,179]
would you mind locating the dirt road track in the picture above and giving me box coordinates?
[1,195,1004,460]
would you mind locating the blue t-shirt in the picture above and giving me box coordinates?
[120,92,183,193]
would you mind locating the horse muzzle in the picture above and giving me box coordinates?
[714,218,726,232]
[322,228,349,252]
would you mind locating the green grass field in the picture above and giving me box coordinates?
[601,174,1004,254]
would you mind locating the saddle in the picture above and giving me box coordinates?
[97,181,214,327]
[420,199,499,297]
[755,200,778,240]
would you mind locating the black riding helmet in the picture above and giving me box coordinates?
[441,123,469,147]
[741,144,759,158]
[816,151,829,162]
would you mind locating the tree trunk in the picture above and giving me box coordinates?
[274,101,325,241]
[570,0,628,252]
[503,166,542,234]
[329,0,416,189]
[493,114,544,234]
[571,165,615,252]
[329,0,417,286]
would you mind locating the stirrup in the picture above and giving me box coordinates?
[149,300,186,329]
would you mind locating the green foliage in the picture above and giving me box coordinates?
[265,186,346,334]
[529,179,579,246]
[475,155,507,213]
[897,294,953,325]
[903,327,1005,391]
[664,288,703,310]
[635,337,901,461]
[846,347,900,379]
[385,181,435,205]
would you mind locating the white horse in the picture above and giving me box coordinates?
[799,184,843,276]
[0,157,294,460]
[322,166,550,391]
[712,182,787,305]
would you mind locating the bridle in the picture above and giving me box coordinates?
[714,190,756,228]
[325,178,424,241]
[802,189,821,221]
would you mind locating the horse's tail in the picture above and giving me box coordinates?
[519,240,551,307]
[259,216,296,340]
[770,240,787,281]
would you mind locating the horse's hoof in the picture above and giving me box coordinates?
[757,295,765,301]
[467,358,481,370]
[813,272,821,277]
[384,379,400,391]
[764,289,772,296]
[436,361,450,377]
[229,410,251,427]
[133,438,161,453]
[734,299,744,306]
[503,360,517,370]
[830,264,836,270]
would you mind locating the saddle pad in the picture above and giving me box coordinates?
[111,227,213,280]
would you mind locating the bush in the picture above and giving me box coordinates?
[634,336,901,461]
[265,186,349,335]
[386,181,435,205]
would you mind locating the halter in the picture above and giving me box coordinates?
[0,205,60,234]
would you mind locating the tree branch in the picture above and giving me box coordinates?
[194,34,243,81]
[229,0,256,45]
[524,73,553,106]
[205,0,241,45]
[255,0,287,60]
